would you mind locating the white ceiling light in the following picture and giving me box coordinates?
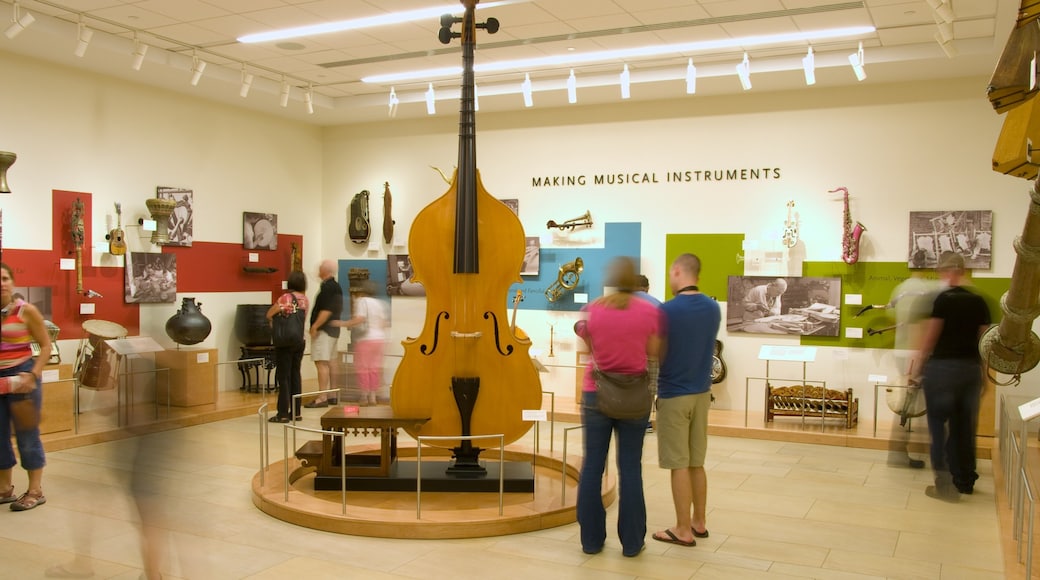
[848,42,866,81]
[935,34,958,58]
[5,2,35,40]
[304,85,314,114]
[802,47,816,85]
[362,26,876,85]
[237,1,521,43]
[620,64,631,99]
[736,53,751,90]
[388,87,399,117]
[279,78,290,107]
[425,83,436,115]
[521,73,533,107]
[239,67,254,98]
[74,19,93,58]
[686,59,697,94]
[131,37,148,71]
[190,52,206,86]
[926,0,955,23]
[567,69,577,103]
[935,19,954,43]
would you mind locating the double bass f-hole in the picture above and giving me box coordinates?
[547,210,592,231]
[545,256,584,302]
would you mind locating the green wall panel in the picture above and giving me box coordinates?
[664,233,745,300]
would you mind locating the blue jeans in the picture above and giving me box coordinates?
[0,359,45,471]
[922,358,981,491]
[577,390,649,556]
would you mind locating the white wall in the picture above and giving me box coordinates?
[322,76,1039,420]
[0,51,324,384]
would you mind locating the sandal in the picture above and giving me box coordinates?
[0,485,15,504]
[10,489,45,511]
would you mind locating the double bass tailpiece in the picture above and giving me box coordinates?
[547,211,592,231]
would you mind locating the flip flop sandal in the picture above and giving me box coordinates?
[10,490,45,511]
[652,529,696,547]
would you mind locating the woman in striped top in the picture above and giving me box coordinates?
[0,263,51,511]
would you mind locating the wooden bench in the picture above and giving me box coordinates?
[765,384,858,428]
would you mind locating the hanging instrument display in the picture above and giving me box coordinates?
[382,181,395,244]
[828,187,865,264]
[545,256,584,302]
[71,197,85,295]
[347,189,371,244]
[107,202,126,256]
[546,210,592,231]
[290,241,302,273]
[390,0,541,469]
[782,200,798,248]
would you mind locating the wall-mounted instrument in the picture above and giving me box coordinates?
[348,189,370,244]
[545,256,584,302]
[546,210,592,231]
[829,187,865,264]
[391,0,541,473]
[782,200,798,248]
[382,182,395,244]
[107,202,126,256]
[0,151,16,193]
[290,241,302,273]
[71,197,85,294]
[431,165,454,185]
[711,340,727,384]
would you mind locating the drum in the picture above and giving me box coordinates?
[885,385,927,419]
[78,320,128,391]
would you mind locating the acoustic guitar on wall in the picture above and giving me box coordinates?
[107,202,126,256]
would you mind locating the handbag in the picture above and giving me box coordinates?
[592,364,652,420]
[272,294,305,347]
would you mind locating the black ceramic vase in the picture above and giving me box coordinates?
[235,304,273,346]
[166,297,212,345]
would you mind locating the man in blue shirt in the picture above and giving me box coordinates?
[652,254,721,547]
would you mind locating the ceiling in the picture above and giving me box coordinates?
[0,0,1018,125]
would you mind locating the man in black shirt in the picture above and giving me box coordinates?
[917,252,992,501]
[304,260,343,407]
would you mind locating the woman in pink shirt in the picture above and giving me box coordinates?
[573,256,661,557]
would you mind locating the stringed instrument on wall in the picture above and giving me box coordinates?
[348,189,370,244]
[107,202,126,256]
[781,200,798,248]
[71,198,85,294]
[382,181,395,244]
[391,0,541,466]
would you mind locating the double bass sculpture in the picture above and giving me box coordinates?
[390,0,542,475]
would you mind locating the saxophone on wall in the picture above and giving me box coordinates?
[829,186,866,264]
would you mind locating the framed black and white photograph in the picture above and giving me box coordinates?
[125,252,177,303]
[726,275,841,336]
[907,210,992,270]
[500,198,519,216]
[243,211,278,250]
[386,254,425,296]
[156,186,193,247]
[521,236,540,276]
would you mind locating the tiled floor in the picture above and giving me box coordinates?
[3,410,1004,579]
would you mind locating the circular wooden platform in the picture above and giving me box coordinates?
[251,445,616,539]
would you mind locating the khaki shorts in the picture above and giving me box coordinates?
[310,330,337,362]
[657,391,712,469]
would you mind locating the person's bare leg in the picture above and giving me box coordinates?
[691,466,707,534]
[314,360,330,402]
[654,468,695,544]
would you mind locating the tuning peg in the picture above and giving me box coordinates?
[440,14,461,27]
[478,17,499,34]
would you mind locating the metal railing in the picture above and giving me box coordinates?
[282,423,348,514]
[416,434,504,518]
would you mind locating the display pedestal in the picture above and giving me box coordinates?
[41,362,73,435]
[155,348,217,406]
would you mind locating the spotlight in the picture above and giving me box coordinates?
[686,59,697,94]
[927,0,955,23]
[848,42,866,81]
[736,53,751,90]
[620,64,631,99]
[802,47,816,85]
[190,54,206,86]
[935,33,958,58]
[279,78,290,107]
[935,18,954,43]
[304,85,314,114]
[131,39,148,71]
[388,87,399,117]
[74,21,93,58]
[521,73,533,107]
[425,83,436,115]
[239,68,254,98]
[567,69,577,104]
[4,2,35,40]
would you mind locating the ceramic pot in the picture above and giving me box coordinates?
[166,297,212,345]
